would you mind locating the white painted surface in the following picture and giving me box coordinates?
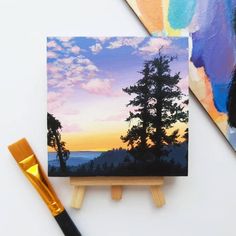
[0,0,236,235]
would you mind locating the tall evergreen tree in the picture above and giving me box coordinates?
[121,62,152,151]
[121,51,188,158]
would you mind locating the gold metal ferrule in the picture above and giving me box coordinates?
[18,154,64,216]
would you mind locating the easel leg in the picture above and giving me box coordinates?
[111,186,123,201]
[150,186,165,208]
[71,186,86,209]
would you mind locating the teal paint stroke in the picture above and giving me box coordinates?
[168,0,197,29]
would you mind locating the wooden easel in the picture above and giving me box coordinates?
[70,177,165,209]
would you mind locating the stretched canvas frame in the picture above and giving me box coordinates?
[47,36,189,177]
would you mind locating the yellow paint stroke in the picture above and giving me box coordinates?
[189,62,227,135]
[127,0,164,34]
[162,0,181,36]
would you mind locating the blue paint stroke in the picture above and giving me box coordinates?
[191,0,236,113]
[168,0,196,29]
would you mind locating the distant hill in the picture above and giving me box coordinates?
[82,149,135,169]
[49,142,188,176]
[81,142,188,170]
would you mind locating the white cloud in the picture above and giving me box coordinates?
[93,37,110,44]
[60,57,74,65]
[75,57,92,65]
[90,43,103,54]
[59,37,73,42]
[85,64,99,72]
[138,38,171,55]
[97,37,109,43]
[107,37,144,49]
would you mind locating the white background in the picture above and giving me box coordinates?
[0,0,236,235]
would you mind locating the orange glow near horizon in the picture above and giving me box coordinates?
[48,122,187,152]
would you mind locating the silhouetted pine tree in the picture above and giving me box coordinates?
[121,51,188,158]
[148,53,188,156]
[121,62,152,151]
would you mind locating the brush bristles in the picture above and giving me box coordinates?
[8,138,34,162]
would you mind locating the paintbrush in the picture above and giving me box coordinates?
[8,138,82,236]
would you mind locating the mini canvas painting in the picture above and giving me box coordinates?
[126,0,236,151]
[47,37,189,177]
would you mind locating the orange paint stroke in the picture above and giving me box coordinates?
[137,0,164,33]
[190,64,227,134]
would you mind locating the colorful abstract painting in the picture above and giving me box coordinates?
[126,0,236,150]
[47,37,189,176]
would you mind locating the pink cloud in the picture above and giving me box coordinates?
[47,40,63,51]
[48,78,60,86]
[90,43,103,54]
[60,57,74,64]
[71,46,80,53]
[85,64,99,72]
[47,40,57,48]
[80,78,122,96]
[76,58,92,65]
[47,51,57,59]
[80,78,113,96]
[55,80,74,89]
[48,64,63,74]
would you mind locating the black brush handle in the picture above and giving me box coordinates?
[54,210,82,236]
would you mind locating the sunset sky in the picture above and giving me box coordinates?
[47,37,188,151]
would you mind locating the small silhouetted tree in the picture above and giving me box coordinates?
[47,113,70,172]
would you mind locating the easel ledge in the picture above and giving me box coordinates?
[70,177,165,209]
